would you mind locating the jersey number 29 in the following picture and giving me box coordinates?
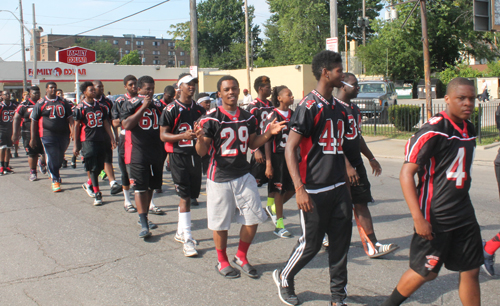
[220,126,249,156]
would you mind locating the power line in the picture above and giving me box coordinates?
[3,48,21,60]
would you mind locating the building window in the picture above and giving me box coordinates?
[113,40,119,45]
[152,41,159,46]
[180,51,185,56]
[179,60,185,66]
[168,51,175,56]
[152,50,160,55]
[142,57,146,63]
[168,42,175,47]
[104,40,108,43]
[136,41,144,46]
[125,40,130,45]
[125,50,130,54]
[168,60,175,66]
[153,60,160,65]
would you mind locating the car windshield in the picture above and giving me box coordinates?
[64,93,76,99]
[359,83,386,94]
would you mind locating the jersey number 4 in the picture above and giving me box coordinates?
[446,147,467,189]
[220,126,249,156]
[318,119,344,154]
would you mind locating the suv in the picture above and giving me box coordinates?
[63,92,77,104]
[352,80,398,119]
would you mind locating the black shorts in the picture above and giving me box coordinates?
[170,153,202,199]
[0,132,13,148]
[250,149,268,187]
[268,153,294,194]
[82,141,106,172]
[128,162,163,192]
[22,132,44,156]
[103,139,113,164]
[350,163,373,204]
[409,221,484,277]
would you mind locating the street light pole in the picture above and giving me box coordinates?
[362,0,366,46]
[19,0,27,92]
[330,0,338,38]
[244,0,251,95]
[32,3,38,82]
[420,0,432,119]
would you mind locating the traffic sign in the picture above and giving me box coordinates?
[32,79,40,85]
[326,37,338,52]
[56,46,96,66]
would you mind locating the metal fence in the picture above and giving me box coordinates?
[357,101,500,143]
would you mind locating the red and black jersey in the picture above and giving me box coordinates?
[157,98,169,112]
[15,99,38,133]
[289,90,349,189]
[404,111,477,233]
[338,99,363,167]
[263,108,293,154]
[73,100,109,142]
[111,94,131,121]
[199,106,257,182]
[245,98,274,134]
[97,95,112,118]
[30,96,72,137]
[159,99,206,155]
[0,101,17,134]
[120,95,164,164]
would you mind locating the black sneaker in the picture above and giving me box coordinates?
[139,228,151,239]
[191,198,199,206]
[71,156,77,168]
[272,269,299,306]
[93,192,103,206]
[110,182,123,195]
[137,220,158,229]
[62,159,68,168]
[13,152,18,158]
[483,240,495,276]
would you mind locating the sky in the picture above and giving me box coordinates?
[0,0,272,62]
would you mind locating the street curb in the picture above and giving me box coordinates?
[478,141,500,150]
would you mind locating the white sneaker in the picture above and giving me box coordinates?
[369,242,399,258]
[274,227,292,238]
[82,183,95,198]
[322,235,329,247]
[183,239,198,257]
[174,232,198,245]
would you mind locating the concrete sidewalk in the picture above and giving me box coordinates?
[363,135,499,166]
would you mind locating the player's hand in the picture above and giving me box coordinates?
[73,147,79,158]
[29,139,36,148]
[296,187,313,213]
[369,159,382,176]
[111,139,117,150]
[265,164,273,179]
[346,164,360,186]
[181,129,196,141]
[254,149,265,164]
[143,96,152,108]
[414,218,434,241]
[268,118,287,135]
[11,134,19,143]
[194,122,205,140]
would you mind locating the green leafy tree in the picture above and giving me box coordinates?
[117,50,141,65]
[75,38,119,63]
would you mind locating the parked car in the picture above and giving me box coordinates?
[153,93,164,101]
[353,80,398,121]
[63,92,77,104]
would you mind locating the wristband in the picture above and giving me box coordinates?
[295,184,304,192]
[369,157,377,162]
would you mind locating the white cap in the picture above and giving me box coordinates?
[178,74,198,86]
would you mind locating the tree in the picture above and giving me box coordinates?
[169,0,261,69]
[117,51,141,65]
[75,38,119,63]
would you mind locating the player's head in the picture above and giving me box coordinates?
[254,76,271,98]
[243,88,249,95]
[56,89,63,97]
[123,75,137,96]
[217,76,240,107]
[163,85,176,104]
[29,86,41,101]
[271,85,293,108]
[196,92,211,111]
[45,82,57,97]
[137,75,155,97]
[93,80,104,96]
[312,50,343,88]
[80,81,96,100]
[177,73,197,99]
[1,91,11,101]
[340,72,359,99]
[444,77,476,122]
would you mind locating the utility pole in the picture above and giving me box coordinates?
[32,3,37,82]
[362,0,366,45]
[19,0,27,91]
[345,25,348,72]
[330,0,338,39]
[244,0,251,94]
[420,0,432,119]
[190,0,198,69]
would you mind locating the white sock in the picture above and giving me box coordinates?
[123,189,132,205]
[149,192,156,209]
[177,207,182,235]
[109,180,117,187]
[180,211,192,241]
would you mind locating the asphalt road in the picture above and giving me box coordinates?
[0,150,499,306]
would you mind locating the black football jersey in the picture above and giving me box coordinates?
[159,99,206,155]
[73,100,109,142]
[405,111,477,232]
[289,90,349,189]
[157,99,169,112]
[97,95,112,119]
[15,99,38,133]
[338,99,363,167]
[263,108,293,154]
[30,96,73,137]
[120,95,164,164]
[0,101,16,134]
[245,98,274,134]
[199,106,257,182]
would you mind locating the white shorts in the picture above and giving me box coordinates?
[206,173,268,231]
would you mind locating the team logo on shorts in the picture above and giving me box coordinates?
[174,184,179,192]
[425,255,439,270]
[129,178,136,187]
[274,183,283,191]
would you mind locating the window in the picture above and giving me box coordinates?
[138,50,144,55]
[168,42,175,47]
[168,60,175,66]
[168,51,175,56]
[152,51,160,55]
[113,40,119,45]
[153,60,160,65]
[136,41,144,46]
[125,50,130,54]
[152,41,159,46]
[179,60,185,66]
[142,57,146,63]
[104,40,108,43]
[125,40,130,45]
[180,51,185,56]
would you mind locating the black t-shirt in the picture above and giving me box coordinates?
[73,100,109,142]
[245,98,274,134]
[15,99,38,133]
[337,99,363,167]
[404,111,477,232]
[30,96,73,137]
[262,108,293,154]
[120,95,165,164]
[0,101,17,134]
[289,90,349,189]
[199,106,257,182]
[159,99,206,155]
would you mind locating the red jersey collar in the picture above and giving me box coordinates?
[311,90,334,106]
[256,98,271,107]
[219,106,240,121]
[275,108,291,121]
[82,99,98,108]
[175,99,193,110]
[336,98,352,109]
[159,99,168,107]
[27,98,36,105]
[44,96,58,102]
[440,111,469,138]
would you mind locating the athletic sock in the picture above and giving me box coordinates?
[235,240,251,265]
[380,287,408,306]
[276,218,285,229]
[149,192,156,209]
[5,161,9,168]
[87,178,92,186]
[123,189,132,205]
[93,186,100,193]
[367,233,378,245]
[179,211,192,241]
[216,248,229,270]
[485,232,500,255]
[109,180,117,187]
[1,161,4,168]
[176,207,182,235]
[30,169,36,174]
[267,197,274,206]
[139,213,149,230]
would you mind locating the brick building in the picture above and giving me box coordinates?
[30,34,190,67]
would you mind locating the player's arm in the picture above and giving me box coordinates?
[29,106,40,148]
[285,130,313,212]
[103,119,116,150]
[249,118,286,149]
[11,112,22,142]
[194,122,211,157]
[265,141,273,179]
[73,120,82,156]
[400,162,433,240]
[345,156,360,186]
[121,98,151,130]
[360,135,382,176]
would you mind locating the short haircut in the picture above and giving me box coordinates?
[79,81,94,94]
[46,81,57,88]
[93,80,103,86]
[343,72,356,82]
[123,74,137,85]
[271,85,289,107]
[446,77,475,95]
[164,85,175,96]
[56,89,63,93]
[254,75,271,92]
[217,75,239,92]
[178,72,191,81]
[311,50,343,81]
[137,75,155,89]
[28,86,40,93]
[196,92,210,100]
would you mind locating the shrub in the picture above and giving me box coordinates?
[389,105,421,131]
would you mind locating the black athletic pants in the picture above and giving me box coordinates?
[118,134,130,187]
[280,184,352,303]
